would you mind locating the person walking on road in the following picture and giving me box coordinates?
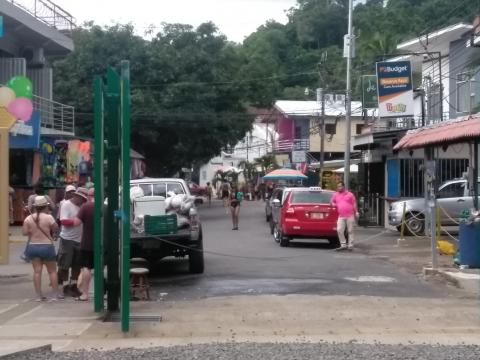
[57,187,88,297]
[206,182,213,207]
[221,180,231,213]
[22,196,62,301]
[73,188,95,301]
[331,181,359,251]
[229,186,243,230]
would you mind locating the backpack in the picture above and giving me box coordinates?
[236,191,244,202]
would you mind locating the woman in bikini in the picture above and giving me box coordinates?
[229,186,243,230]
[22,196,62,301]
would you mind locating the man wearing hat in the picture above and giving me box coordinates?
[57,187,88,297]
[56,185,76,225]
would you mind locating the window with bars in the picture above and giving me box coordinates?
[456,72,475,114]
[399,158,469,198]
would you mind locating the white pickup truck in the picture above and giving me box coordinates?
[129,178,204,273]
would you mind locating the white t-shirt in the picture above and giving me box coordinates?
[59,200,83,242]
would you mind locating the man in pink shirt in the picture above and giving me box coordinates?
[330,181,359,251]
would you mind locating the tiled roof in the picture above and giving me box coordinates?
[393,113,480,150]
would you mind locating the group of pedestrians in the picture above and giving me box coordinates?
[21,184,95,302]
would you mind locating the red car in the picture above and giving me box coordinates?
[272,187,339,247]
[188,182,207,196]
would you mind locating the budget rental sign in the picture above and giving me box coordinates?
[376,61,414,118]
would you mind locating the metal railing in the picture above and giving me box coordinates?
[33,94,75,134]
[371,112,452,133]
[9,0,76,34]
[273,138,310,152]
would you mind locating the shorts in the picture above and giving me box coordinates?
[80,250,94,269]
[230,200,240,208]
[57,238,81,270]
[25,243,56,262]
[222,190,229,199]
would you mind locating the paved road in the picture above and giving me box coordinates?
[148,200,448,301]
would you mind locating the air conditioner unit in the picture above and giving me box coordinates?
[21,47,45,67]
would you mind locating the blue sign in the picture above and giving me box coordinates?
[9,111,41,149]
[376,61,414,118]
[0,16,3,38]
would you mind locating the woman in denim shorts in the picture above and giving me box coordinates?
[22,196,61,301]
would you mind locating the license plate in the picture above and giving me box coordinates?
[311,212,324,219]
[142,239,161,249]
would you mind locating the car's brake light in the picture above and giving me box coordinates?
[286,207,295,215]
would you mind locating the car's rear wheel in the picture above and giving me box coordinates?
[404,213,424,236]
[274,225,289,247]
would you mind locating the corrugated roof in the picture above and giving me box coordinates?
[393,113,480,150]
[275,100,375,118]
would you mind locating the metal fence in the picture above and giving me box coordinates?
[33,94,75,134]
[8,0,75,33]
[400,158,469,198]
[273,138,310,153]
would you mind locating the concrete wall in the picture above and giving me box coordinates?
[309,116,364,153]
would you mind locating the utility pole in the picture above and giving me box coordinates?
[316,88,326,172]
[343,0,354,189]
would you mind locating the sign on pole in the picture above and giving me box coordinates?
[361,75,377,109]
[291,150,306,164]
[376,61,414,118]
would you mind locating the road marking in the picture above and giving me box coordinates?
[344,276,397,283]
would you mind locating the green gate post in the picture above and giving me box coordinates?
[105,68,121,312]
[120,60,131,332]
[93,76,105,313]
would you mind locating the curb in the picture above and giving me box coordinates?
[423,267,460,287]
[0,344,52,359]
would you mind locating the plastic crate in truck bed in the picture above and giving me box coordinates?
[144,214,178,235]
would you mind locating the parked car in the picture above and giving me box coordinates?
[388,178,479,236]
[129,178,204,273]
[265,187,284,222]
[188,181,207,204]
[271,187,339,247]
[269,187,295,235]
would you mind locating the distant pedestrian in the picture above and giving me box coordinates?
[229,187,243,230]
[206,182,213,206]
[221,180,231,212]
[22,196,62,301]
[73,188,95,301]
[57,187,88,298]
[330,181,359,251]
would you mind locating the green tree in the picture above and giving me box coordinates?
[53,22,252,176]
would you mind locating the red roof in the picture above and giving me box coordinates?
[394,113,480,150]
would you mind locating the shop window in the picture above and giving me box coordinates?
[356,124,363,135]
[9,150,33,186]
[325,124,336,135]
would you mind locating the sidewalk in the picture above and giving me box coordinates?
[355,227,480,296]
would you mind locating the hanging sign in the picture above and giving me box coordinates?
[376,61,414,118]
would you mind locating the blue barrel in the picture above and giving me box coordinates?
[459,222,480,268]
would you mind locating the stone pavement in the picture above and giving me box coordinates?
[0,226,479,357]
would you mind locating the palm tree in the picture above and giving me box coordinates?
[255,154,279,175]
[238,160,258,184]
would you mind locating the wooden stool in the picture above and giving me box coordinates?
[130,257,149,268]
[130,267,150,301]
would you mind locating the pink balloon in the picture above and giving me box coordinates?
[7,97,33,122]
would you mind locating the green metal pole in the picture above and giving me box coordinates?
[105,68,121,312]
[93,76,105,313]
[120,60,131,332]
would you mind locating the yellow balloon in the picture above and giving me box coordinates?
[0,86,16,107]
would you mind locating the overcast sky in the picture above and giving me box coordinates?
[53,0,299,43]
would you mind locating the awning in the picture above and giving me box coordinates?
[333,164,359,173]
[393,114,480,150]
